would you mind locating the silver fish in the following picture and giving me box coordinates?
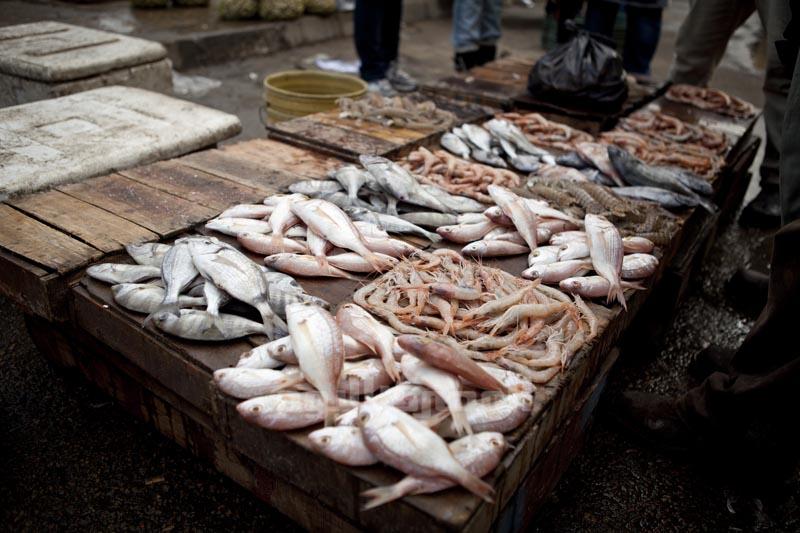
[337,383,439,426]
[576,142,624,186]
[345,207,443,243]
[125,242,171,268]
[237,392,357,431]
[461,240,529,257]
[213,367,303,399]
[585,214,625,308]
[613,186,700,209]
[359,155,451,213]
[622,236,655,254]
[155,240,198,318]
[419,184,486,213]
[202,282,229,317]
[236,340,289,369]
[337,302,400,382]
[471,149,508,168]
[440,132,471,159]
[327,252,398,273]
[286,302,344,426]
[308,426,377,466]
[400,354,471,436]
[361,432,506,509]
[485,118,550,157]
[461,124,493,152]
[357,403,494,501]
[339,359,393,397]
[237,232,308,255]
[398,211,459,228]
[333,165,370,201]
[559,275,642,299]
[437,218,498,243]
[289,180,342,197]
[111,283,205,314]
[438,392,533,438]
[528,245,561,266]
[621,253,659,280]
[557,240,590,261]
[521,259,593,283]
[218,204,274,219]
[153,309,267,340]
[487,185,539,259]
[205,217,272,237]
[262,192,308,206]
[189,238,287,339]
[264,253,359,280]
[268,194,306,240]
[87,263,161,284]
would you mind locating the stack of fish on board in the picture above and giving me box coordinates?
[354,248,600,383]
[665,84,757,119]
[87,236,326,342]
[498,111,594,152]
[216,288,552,507]
[337,92,456,130]
[439,117,559,173]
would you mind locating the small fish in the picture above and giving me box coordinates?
[308,426,378,466]
[488,186,539,255]
[263,192,308,206]
[622,236,655,254]
[154,240,198,320]
[462,240,529,257]
[333,165,370,201]
[125,242,171,268]
[557,240,590,261]
[213,367,303,399]
[476,363,535,394]
[399,212,459,228]
[339,359,393,397]
[327,252,398,273]
[556,151,591,169]
[346,207,443,242]
[440,132,471,159]
[264,253,359,280]
[111,283,204,314]
[236,340,291,369]
[400,354,471,435]
[361,432,506,509]
[613,186,700,209]
[437,219,498,243]
[509,154,541,173]
[352,221,389,239]
[357,403,494,501]
[337,383,439,426]
[359,155,450,213]
[585,214,626,308]
[621,253,659,279]
[471,149,508,168]
[337,303,400,381]
[485,118,551,157]
[87,263,161,284]
[238,392,357,431]
[205,217,272,237]
[202,282,229,317]
[289,180,342,197]
[218,204,274,219]
[461,124,493,152]
[153,309,267,340]
[576,142,624,186]
[268,194,306,241]
[362,236,421,258]
[419,184,486,213]
[237,232,308,255]
[286,303,345,426]
[521,259,593,283]
[397,335,507,393]
[437,393,533,438]
[528,245,561,266]
[549,231,587,246]
[559,275,643,298]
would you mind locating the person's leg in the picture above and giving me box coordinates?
[354,0,387,82]
[779,21,800,225]
[476,0,504,65]
[669,0,755,86]
[556,0,584,43]
[379,0,402,66]
[621,6,662,76]
[452,0,483,70]
[583,0,619,38]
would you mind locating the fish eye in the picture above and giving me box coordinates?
[320,436,331,445]
[251,405,261,413]
[359,413,370,423]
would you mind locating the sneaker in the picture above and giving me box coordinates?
[475,44,497,67]
[386,61,418,93]
[454,49,481,72]
[739,187,781,228]
[366,79,397,97]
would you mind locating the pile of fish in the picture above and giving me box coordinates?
[87,236,326,342]
[400,146,521,203]
[439,118,556,172]
[498,111,594,152]
[524,215,659,310]
[337,92,456,130]
[353,249,599,381]
[217,290,553,507]
[525,175,679,245]
[665,84,757,119]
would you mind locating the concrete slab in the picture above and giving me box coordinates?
[0,85,241,197]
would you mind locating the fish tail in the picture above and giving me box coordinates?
[257,302,289,340]
[423,230,443,243]
[422,409,451,429]
[277,374,305,392]
[608,281,627,311]
[361,479,417,510]
[458,471,495,503]
[450,407,473,436]
[324,401,338,427]
[382,353,401,382]
[363,251,394,273]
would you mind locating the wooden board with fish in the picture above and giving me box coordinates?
[265,94,495,163]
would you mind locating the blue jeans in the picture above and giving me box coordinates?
[452,0,503,53]
[584,0,662,76]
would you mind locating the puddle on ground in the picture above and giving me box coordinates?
[172,71,222,97]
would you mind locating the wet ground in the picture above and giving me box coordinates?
[2,1,798,530]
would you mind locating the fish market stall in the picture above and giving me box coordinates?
[264,92,494,161]
[0,88,761,531]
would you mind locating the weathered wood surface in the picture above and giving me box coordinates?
[265,95,495,162]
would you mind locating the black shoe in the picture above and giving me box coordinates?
[475,44,497,67]
[725,267,768,318]
[739,187,781,228]
[687,344,735,383]
[454,50,481,72]
[613,391,696,453]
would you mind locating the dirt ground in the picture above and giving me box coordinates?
[1,1,798,530]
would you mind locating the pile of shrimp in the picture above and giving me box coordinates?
[665,84,757,119]
[354,249,601,385]
[619,108,729,154]
[337,93,456,130]
[401,146,521,203]
[498,112,594,152]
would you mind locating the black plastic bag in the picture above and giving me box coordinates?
[527,31,628,112]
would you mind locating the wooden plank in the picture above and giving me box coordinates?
[0,203,102,272]
[270,117,399,156]
[0,250,68,320]
[8,189,159,253]
[119,160,267,211]
[58,174,217,238]
[220,139,343,180]
[313,112,428,145]
[178,148,301,193]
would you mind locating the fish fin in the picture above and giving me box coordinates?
[607,282,627,311]
[621,280,646,291]
[382,354,401,382]
[324,401,338,427]
[450,407,473,436]
[459,471,494,503]
[695,196,718,213]
[421,409,451,429]
[362,479,417,510]
[424,231,443,243]
[256,302,289,340]
[277,374,305,392]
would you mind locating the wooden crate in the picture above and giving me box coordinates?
[264,95,495,162]
[0,139,343,321]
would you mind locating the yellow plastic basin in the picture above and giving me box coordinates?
[264,70,367,122]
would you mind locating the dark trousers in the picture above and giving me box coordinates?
[555,0,584,43]
[354,0,402,82]
[583,1,662,76]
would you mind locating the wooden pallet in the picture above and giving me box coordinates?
[0,139,342,320]
[264,95,495,162]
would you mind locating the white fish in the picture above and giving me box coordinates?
[237,392,357,431]
[339,359,393,397]
[264,253,359,280]
[237,232,308,255]
[213,367,303,399]
[327,252,398,273]
[236,341,289,369]
[462,240,529,258]
[152,309,267,340]
[308,426,377,466]
[559,275,643,299]
[357,404,494,501]
[622,236,655,254]
[286,303,345,425]
[487,185,539,260]
[336,303,400,381]
[203,282,229,317]
[337,383,440,426]
[437,392,533,438]
[400,355,471,435]
[87,263,161,284]
[111,283,204,314]
[333,165,370,201]
[218,204,274,219]
[263,193,308,206]
[437,218,498,244]
[528,245,561,266]
[558,240,590,261]
[476,363,535,394]
[267,194,306,240]
[521,259,593,283]
[306,227,332,267]
[125,242,171,268]
[584,214,625,308]
[205,217,272,237]
[621,253,659,279]
[155,240,198,318]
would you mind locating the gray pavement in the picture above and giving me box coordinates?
[2,2,799,531]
